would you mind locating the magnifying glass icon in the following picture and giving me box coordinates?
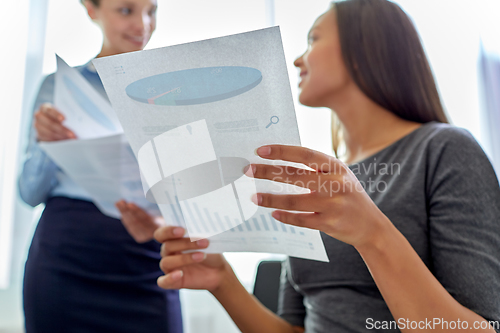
[266,116,280,128]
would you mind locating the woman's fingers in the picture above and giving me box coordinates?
[126,203,165,229]
[159,252,207,274]
[35,125,65,141]
[115,200,126,210]
[116,200,163,243]
[35,113,74,140]
[252,192,323,212]
[36,108,66,132]
[248,164,343,191]
[256,145,342,173]
[154,226,186,243]
[160,238,209,256]
[35,104,76,141]
[116,200,133,219]
[40,103,64,122]
[157,270,184,289]
[126,202,152,223]
[271,210,321,229]
[35,113,64,136]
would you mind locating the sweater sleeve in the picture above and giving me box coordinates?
[18,74,60,207]
[277,258,306,328]
[426,127,500,328]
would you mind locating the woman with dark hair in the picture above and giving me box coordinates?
[152,0,500,332]
[19,0,183,332]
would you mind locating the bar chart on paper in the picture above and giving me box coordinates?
[164,192,305,236]
[158,183,320,254]
[205,210,322,259]
[228,213,304,235]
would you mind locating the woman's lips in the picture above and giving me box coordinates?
[298,72,307,87]
[125,35,146,46]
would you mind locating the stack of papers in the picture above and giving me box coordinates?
[45,28,328,261]
[40,56,160,218]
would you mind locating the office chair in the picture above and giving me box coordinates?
[252,260,283,314]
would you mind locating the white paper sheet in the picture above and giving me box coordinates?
[54,55,123,139]
[93,27,328,261]
[45,56,155,219]
[39,134,160,219]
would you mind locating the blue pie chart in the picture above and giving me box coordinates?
[125,66,262,106]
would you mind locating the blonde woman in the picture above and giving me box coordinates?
[19,1,183,332]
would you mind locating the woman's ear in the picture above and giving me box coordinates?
[83,0,98,21]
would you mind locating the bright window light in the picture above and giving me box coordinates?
[0,0,30,290]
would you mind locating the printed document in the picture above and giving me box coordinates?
[93,27,328,261]
[39,56,158,219]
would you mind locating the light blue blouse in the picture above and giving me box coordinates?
[18,62,108,207]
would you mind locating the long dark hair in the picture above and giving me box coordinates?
[330,0,449,155]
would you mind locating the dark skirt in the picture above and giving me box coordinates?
[23,196,183,333]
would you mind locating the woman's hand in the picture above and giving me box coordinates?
[154,226,233,293]
[34,103,76,142]
[248,145,392,249]
[116,200,164,243]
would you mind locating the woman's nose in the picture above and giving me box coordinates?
[294,54,304,68]
[133,13,151,34]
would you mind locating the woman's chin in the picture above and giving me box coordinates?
[299,94,322,108]
[124,45,145,53]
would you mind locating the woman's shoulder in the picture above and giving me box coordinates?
[412,122,485,160]
[41,61,93,79]
[34,73,56,108]
[37,62,98,95]
[414,122,483,158]
[419,122,476,145]
[39,72,55,90]
[38,64,83,85]
[382,122,483,164]
[384,121,496,184]
[415,122,498,186]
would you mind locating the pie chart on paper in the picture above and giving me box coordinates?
[125,66,262,106]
